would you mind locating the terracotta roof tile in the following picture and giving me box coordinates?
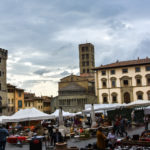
[93,58,150,70]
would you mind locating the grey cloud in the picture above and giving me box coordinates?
[20,79,55,89]
[133,38,150,59]
[107,19,130,31]
[34,69,50,75]
[8,63,33,75]
[47,71,71,78]
[1,0,150,96]
[60,71,70,76]
[67,65,79,69]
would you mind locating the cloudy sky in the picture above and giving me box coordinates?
[1,0,150,96]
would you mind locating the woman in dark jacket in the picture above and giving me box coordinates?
[51,129,62,146]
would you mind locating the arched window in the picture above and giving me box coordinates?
[120,76,132,87]
[101,78,107,88]
[111,92,117,103]
[110,77,116,88]
[136,91,143,100]
[102,93,108,104]
[146,74,150,86]
[147,91,150,100]
[135,75,142,86]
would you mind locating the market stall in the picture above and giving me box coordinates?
[3,108,55,123]
[50,109,75,118]
[83,103,125,114]
[126,100,150,108]
[0,116,9,124]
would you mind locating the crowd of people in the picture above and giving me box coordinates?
[1,113,149,150]
[96,115,129,150]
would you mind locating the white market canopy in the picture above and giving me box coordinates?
[50,109,75,118]
[0,116,9,124]
[74,112,82,115]
[125,100,150,107]
[83,100,150,113]
[3,108,55,123]
[83,103,124,113]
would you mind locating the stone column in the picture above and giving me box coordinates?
[59,107,64,126]
[91,104,97,128]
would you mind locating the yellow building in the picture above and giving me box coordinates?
[42,96,52,114]
[34,97,43,112]
[14,88,24,112]
[7,84,24,114]
[24,93,43,112]
[7,84,15,115]
[94,57,150,104]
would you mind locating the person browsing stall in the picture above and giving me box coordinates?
[96,127,106,150]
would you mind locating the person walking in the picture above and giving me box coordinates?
[0,124,9,150]
[114,118,121,136]
[144,115,149,130]
[107,129,117,149]
[96,127,106,150]
[51,128,62,146]
[120,118,127,137]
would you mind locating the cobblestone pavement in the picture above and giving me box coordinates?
[5,125,146,150]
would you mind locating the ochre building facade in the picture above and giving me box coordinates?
[7,84,25,114]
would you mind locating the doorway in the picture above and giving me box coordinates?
[124,92,131,103]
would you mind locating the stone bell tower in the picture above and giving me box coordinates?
[79,43,95,75]
[0,48,8,115]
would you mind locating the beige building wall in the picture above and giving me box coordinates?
[95,64,150,104]
[35,99,43,112]
[7,92,15,115]
[24,101,34,108]
[24,99,43,112]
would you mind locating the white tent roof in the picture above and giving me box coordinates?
[74,112,82,115]
[84,100,150,113]
[125,100,150,107]
[0,116,9,124]
[3,108,55,123]
[50,109,75,117]
[84,103,124,113]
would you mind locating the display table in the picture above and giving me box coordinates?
[7,136,27,144]
[24,126,35,131]
[118,139,150,147]
[55,142,67,150]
